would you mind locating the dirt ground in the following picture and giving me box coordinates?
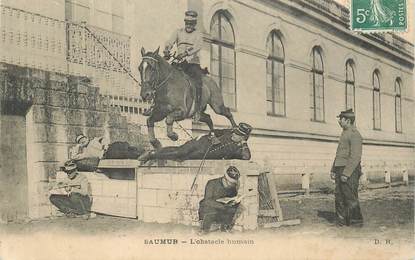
[0,185,413,260]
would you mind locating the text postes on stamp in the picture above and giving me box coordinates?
[351,0,407,31]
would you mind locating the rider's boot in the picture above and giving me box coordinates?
[193,87,201,121]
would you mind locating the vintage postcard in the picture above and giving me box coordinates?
[0,0,414,259]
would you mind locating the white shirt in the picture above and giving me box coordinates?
[165,28,203,64]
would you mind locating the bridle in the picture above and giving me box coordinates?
[141,55,172,92]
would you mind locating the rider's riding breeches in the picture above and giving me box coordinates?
[182,63,203,109]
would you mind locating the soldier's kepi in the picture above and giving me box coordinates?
[164,10,204,121]
[331,108,364,227]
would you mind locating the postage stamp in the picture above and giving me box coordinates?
[351,0,408,31]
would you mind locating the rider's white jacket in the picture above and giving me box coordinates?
[165,28,203,64]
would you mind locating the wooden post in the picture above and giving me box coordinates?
[360,164,368,186]
[302,172,310,195]
[385,168,391,187]
[403,168,409,186]
[258,171,301,229]
[265,172,283,221]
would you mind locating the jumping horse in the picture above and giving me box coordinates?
[138,47,237,149]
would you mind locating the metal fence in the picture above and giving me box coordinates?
[66,22,130,73]
[1,5,131,73]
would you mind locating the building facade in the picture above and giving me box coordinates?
[133,0,414,185]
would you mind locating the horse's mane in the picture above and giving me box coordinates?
[144,52,181,74]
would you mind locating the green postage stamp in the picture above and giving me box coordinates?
[351,0,407,31]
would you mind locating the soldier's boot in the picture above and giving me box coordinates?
[335,212,347,226]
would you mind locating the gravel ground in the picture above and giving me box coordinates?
[0,185,413,260]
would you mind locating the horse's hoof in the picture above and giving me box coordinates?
[150,139,162,150]
[137,151,152,163]
[167,132,179,141]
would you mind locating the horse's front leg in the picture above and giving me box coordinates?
[147,111,166,150]
[165,110,185,141]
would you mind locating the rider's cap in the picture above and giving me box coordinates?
[75,134,87,143]
[64,161,77,172]
[233,122,253,137]
[224,166,240,184]
[184,10,198,22]
[337,108,355,119]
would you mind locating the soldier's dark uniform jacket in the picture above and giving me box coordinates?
[202,129,250,160]
[198,178,238,219]
[331,109,364,226]
[198,169,240,232]
[140,123,252,162]
[331,125,363,177]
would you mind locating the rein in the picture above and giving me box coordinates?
[141,55,195,140]
[142,56,172,91]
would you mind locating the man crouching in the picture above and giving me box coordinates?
[49,161,93,219]
[198,166,241,234]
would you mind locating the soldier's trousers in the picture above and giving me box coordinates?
[182,63,203,108]
[182,63,203,88]
[73,157,100,172]
[201,207,238,232]
[50,193,92,215]
[334,165,363,225]
[149,138,205,161]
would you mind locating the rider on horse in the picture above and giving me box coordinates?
[163,10,204,121]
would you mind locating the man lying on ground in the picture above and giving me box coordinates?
[138,123,252,163]
[69,134,108,171]
[69,134,144,171]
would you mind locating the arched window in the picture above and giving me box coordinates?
[210,11,236,109]
[372,71,381,130]
[345,60,355,111]
[266,31,285,116]
[310,47,324,121]
[395,78,402,133]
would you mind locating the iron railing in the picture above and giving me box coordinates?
[66,22,131,73]
[0,5,131,74]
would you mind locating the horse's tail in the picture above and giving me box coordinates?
[203,76,225,110]
[184,78,196,116]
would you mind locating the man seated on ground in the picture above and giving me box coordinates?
[70,134,144,171]
[198,166,241,233]
[138,123,252,163]
[49,161,93,219]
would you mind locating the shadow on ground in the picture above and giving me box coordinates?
[0,185,413,244]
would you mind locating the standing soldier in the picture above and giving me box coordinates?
[163,10,204,121]
[330,109,364,227]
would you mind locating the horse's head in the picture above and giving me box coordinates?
[139,47,163,102]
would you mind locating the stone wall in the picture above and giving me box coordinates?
[0,63,146,221]
[53,159,261,229]
[137,160,261,231]
[0,115,28,222]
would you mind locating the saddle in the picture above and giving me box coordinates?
[172,62,209,75]
[172,62,207,116]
